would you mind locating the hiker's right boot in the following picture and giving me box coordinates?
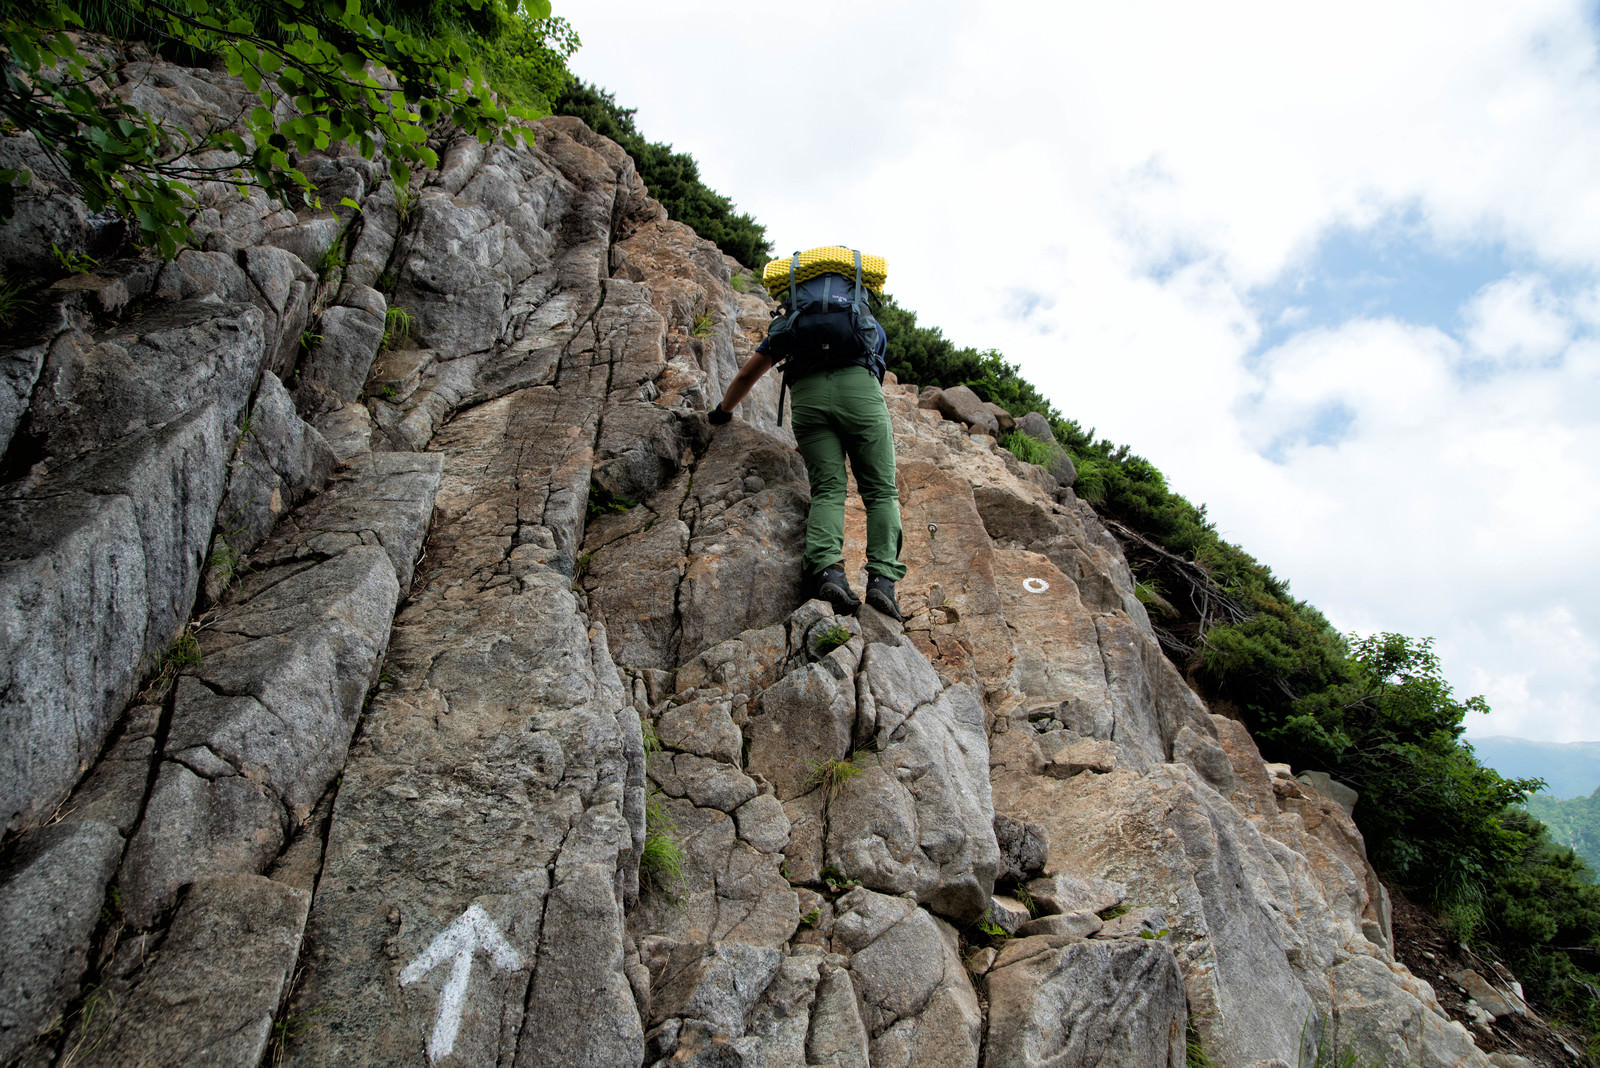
[812,563,861,615]
[865,574,902,621]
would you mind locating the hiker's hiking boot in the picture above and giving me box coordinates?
[813,564,861,614]
[865,574,902,621]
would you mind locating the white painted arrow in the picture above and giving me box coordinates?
[399,903,526,1062]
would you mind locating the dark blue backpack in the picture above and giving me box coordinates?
[764,249,885,424]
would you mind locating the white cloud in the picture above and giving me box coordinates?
[1462,275,1572,367]
[567,0,1600,741]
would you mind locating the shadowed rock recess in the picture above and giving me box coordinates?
[0,59,1521,1068]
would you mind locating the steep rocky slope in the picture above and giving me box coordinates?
[0,50,1539,1067]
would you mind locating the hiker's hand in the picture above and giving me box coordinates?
[708,404,732,425]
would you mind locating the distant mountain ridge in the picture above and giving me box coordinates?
[1469,736,1600,799]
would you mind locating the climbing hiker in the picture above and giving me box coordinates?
[708,246,905,620]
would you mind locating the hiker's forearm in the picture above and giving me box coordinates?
[717,352,774,413]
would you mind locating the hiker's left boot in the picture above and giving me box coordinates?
[813,563,861,614]
[864,574,902,621]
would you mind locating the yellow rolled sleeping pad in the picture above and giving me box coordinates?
[762,246,888,298]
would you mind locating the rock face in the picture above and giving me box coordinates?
[0,51,1501,1068]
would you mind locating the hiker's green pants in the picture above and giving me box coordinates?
[789,365,906,582]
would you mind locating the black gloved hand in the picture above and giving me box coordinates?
[708,404,732,425]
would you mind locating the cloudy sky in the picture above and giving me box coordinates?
[565,0,1599,744]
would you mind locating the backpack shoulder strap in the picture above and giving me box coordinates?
[774,252,802,426]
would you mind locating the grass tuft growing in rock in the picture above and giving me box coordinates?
[806,752,867,803]
[382,305,412,349]
[641,793,684,895]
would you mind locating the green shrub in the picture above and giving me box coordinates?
[1001,430,1056,467]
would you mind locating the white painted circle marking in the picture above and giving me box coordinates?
[1023,577,1050,594]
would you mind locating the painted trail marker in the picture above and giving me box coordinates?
[400,904,526,1062]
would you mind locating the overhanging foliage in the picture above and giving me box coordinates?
[0,0,572,256]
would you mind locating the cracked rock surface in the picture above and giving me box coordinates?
[0,49,1502,1068]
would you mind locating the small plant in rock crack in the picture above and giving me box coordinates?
[1297,1016,1384,1068]
[814,622,853,655]
[0,273,36,327]
[806,752,867,803]
[166,628,202,666]
[799,907,822,928]
[317,242,344,284]
[821,864,859,894]
[974,909,1010,944]
[585,485,637,521]
[1014,885,1039,918]
[1186,1020,1219,1068]
[690,308,715,336]
[207,533,249,591]
[382,305,412,349]
[640,793,685,895]
[63,983,117,1062]
[142,627,203,701]
[268,1003,334,1066]
[52,243,98,275]
[393,179,421,225]
[574,549,596,580]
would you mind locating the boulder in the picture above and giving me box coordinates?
[920,384,1000,436]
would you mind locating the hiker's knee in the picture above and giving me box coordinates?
[809,468,847,501]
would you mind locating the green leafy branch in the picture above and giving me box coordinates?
[0,0,556,257]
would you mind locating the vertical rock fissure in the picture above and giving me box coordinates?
[510,837,566,1067]
[665,460,702,669]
